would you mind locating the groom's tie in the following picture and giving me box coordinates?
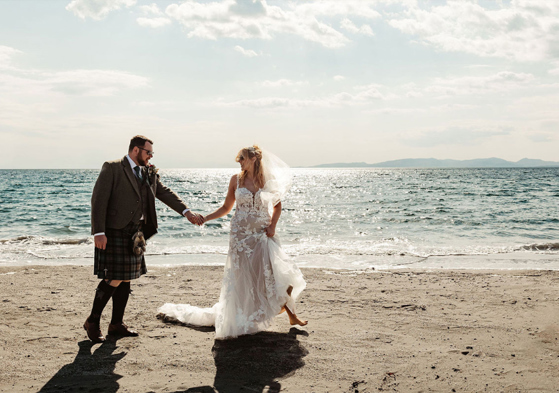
[134,166,142,180]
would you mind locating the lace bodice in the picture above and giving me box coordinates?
[235,187,263,212]
[232,180,272,231]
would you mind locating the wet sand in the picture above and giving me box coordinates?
[1,265,558,392]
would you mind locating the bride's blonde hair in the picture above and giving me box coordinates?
[236,145,265,189]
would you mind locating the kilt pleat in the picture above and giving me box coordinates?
[94,222,147,280]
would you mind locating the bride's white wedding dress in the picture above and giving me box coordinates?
[158,176,306,339]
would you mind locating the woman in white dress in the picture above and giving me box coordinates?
[158,145,307,339]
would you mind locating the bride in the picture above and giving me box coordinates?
[158,145,307,339]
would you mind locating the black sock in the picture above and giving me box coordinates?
[110,281,131,325]
[88,280,117,324]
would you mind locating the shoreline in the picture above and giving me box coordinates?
[2,251,559,271]
[1,264,558,392]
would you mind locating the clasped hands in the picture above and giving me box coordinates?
[185,211,205,226]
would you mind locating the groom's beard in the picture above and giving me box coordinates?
[138,157,149,166]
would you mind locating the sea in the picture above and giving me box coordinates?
[1,168,558,270]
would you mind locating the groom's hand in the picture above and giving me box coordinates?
[94,235,107,250]
[185,211,204,226]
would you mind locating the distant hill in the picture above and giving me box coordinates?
[313,158,559,168]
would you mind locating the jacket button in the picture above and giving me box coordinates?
[136,200,139,203]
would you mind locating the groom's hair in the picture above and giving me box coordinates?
[129,135,153,152]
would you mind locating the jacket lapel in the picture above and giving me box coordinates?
[121,156,141,197]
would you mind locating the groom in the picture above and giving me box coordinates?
[84,135,203,343]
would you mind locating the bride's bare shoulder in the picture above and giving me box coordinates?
[229,174,239,188]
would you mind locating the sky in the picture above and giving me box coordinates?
[1,0,558,168]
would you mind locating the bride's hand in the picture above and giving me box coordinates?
[265,225,276,237]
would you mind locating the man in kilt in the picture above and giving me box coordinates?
[84,135,203,343]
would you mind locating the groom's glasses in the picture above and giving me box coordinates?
[139,147,154,156]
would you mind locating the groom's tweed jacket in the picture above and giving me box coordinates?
[91,156,188,240]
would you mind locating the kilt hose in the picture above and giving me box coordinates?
[94,221,147,280]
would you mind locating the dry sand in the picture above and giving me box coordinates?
[1,265,558,392]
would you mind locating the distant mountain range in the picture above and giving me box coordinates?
[313,158,559,168]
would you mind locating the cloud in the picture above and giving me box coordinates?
[46,70,148,96]
[66,0,137,20]
[388,0,559,61]
[402,125,513,147]
[405,71,535,98]
[139,3,163,15]
[260,79,308,88]
[549,62,559,75]
[0,46,21,69]
[220,82,392,108]
[217,68,541,111]
[0,69,148,97]
[234,45,258,57]
[528,133,554,143]
[340,18,374,36]
[0,47,149,98]
[137,17,172,28]
[333,75,345,81]
[163,0,381,48]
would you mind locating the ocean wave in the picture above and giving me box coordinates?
[0,235,91,245]
[3,234,559,261]
[517,242,559,251]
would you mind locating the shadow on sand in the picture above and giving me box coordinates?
[38,338,126,393]
[176,328,309,393]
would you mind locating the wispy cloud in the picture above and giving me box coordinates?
[405,71,535,98]
[260,79,308,88]
[549,62,559,75]
[139,3,163,16]
[161,0,380,48]
[66,0,137,20]
[401,125,513,147]
[0,46,22,71]
[137,17,172,28]
[0,45,148,103]
[234,45,258,58]
[388,1,559,61]
[219,83,392,108]
[340,18,374,36]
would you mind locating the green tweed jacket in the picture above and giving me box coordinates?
[91,156,188,239]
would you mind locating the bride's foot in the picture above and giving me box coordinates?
[284,304,307,326]
[288,313,308,326]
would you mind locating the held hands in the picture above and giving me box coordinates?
[94,234,108,250]
[185,211,205,226]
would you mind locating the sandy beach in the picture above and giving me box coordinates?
[1,264,558,392]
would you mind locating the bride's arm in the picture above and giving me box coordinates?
[266,202,282,237]
[203,175,237,222]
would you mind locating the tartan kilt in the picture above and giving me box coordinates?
[94,222,147,280]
